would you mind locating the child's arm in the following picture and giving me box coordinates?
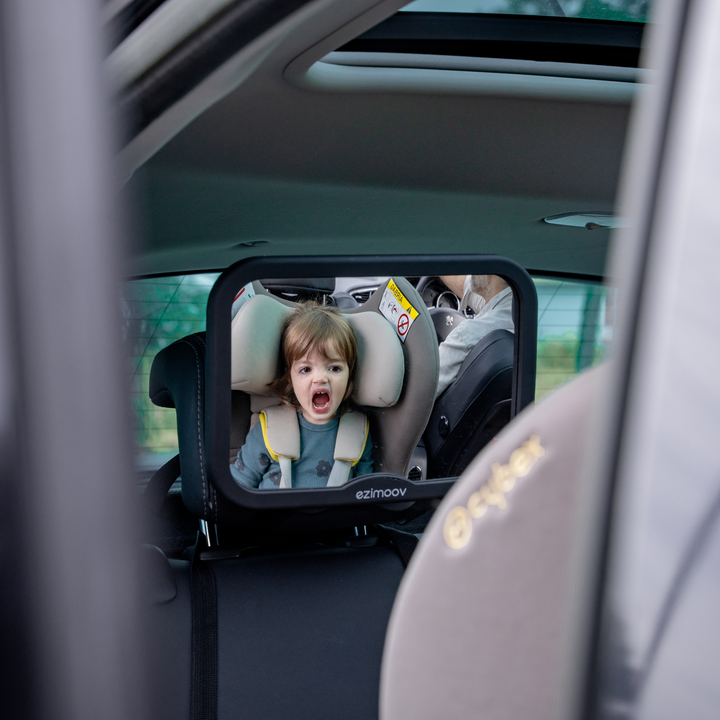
[352,429,374,478]
[229,422,272,488]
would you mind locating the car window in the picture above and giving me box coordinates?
[534,276,611,400]
[123,272,220,478]
[125,272,611,476]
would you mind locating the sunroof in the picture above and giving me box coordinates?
[337,1,649,69]
[400,0,650,23]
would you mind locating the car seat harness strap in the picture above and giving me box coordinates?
[260,405,369,488]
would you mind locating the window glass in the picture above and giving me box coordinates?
[401,0,650,23]
[125,272,611,476]
[534,277,612,400]
[123,273,220,476]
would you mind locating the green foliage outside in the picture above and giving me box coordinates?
[534,278,609,401]
[536,333,606,401]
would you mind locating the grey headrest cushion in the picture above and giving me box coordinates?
[380,365,603,720]
[231,294,289,394]
[231,293,404,407]
[346,312,404,407]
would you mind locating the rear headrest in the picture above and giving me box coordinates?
[231,293,405,408]
[380,365,604,720]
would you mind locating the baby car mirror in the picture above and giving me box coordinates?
[205,255,537,512]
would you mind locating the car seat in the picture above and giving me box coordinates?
[380,366,603,720]
[229,278,438,483]
[423,328,514,478]
[140,277,440,720]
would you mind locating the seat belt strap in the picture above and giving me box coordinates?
[328,411,369,486]
[260,406,299,488]
[190,538,218,720]
[278,456,293,489]
[326,459,352,487]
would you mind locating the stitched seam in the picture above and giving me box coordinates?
[178,338,207,518]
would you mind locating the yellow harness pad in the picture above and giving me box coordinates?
[258,405,369,487]
[259,405,301,461]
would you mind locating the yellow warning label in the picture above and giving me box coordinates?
[387,279,418,320]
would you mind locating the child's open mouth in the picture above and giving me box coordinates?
[312,390,331,412]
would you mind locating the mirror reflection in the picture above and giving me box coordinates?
[229,275,516,489]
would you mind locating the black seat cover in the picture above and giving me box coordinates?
[149,332,214,520]
[424,329,514,478]
[149,332,253,525]
[147,331,412,720]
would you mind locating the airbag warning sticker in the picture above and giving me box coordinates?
[379,279,418,342]
[231,282,256,319]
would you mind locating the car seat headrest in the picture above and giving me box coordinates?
[380,365,604,720]
[231,293,405,408]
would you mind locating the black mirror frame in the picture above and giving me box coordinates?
[205,254,537,510]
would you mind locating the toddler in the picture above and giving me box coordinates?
[230,302,373,489]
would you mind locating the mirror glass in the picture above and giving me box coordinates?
[227,273,522,490]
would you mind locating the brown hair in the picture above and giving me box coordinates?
[270,302,358,416]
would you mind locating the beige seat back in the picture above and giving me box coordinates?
[380,366,602,719]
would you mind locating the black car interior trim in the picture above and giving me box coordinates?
[119,0,314,136]
[110,0,169,45]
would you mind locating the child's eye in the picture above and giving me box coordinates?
[297,366,311,374]
[329,365,343,373]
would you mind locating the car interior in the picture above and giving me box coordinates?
[12,0,720,719]
[109,1,644,718]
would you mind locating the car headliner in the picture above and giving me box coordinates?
[118,0,637,278]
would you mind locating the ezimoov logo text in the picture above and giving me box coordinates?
[356,488,407,500]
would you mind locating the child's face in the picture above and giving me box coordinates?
[289,344,350,424]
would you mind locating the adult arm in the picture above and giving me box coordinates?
[439,275,467,298]
[435,325,471,399]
